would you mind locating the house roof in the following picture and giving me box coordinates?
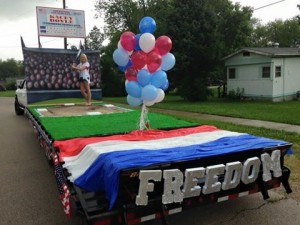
[222,47,300,60]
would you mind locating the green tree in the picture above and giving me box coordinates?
[94,0,174,97]
[251,18,300,47]
[167,0,253,101]
[95,0,140,37]
[94,0,173,38]
[213,1,253,55]
[0,58,23,80]
[100,35,127,97]
[250,22,270,47]
[86,26,106,50]
[69,45,78,50]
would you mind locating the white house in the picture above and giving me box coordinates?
[223,47,300,102]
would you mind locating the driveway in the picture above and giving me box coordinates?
[0,97,299,225]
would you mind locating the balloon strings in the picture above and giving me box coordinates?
[139,104,150,130]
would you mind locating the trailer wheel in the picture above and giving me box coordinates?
[80,218,89,225]
[71,197,89,225]
[14,97,24,116]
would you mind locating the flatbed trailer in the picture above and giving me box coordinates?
[24,105,293,225]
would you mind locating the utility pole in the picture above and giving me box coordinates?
[63,0,67,49]
[254,0,285,11]
[297,4,300,24]
[142,0,146,16]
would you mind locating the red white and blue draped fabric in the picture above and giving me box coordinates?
[54,125,292,210]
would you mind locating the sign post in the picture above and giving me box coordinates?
[63,0,67,49]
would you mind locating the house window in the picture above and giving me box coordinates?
[228,68,236,79]
[243,51,250,57]
[262,66,270,78]
[275,66,281,77]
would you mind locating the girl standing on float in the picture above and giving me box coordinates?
[72,53,92,106]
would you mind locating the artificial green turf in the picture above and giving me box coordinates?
[28,105,197,140]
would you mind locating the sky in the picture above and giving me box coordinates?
[0,0,299,61]
[232,0,300,22]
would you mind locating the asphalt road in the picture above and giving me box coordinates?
[1,97,300,225]
[0,97,79,225]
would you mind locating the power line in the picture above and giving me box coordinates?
[254,0,285,11]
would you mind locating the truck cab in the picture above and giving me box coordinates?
[15,80,27,115]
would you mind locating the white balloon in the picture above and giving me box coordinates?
[139,33,155,53]
[144,100,156,106]
[155,88,165,103]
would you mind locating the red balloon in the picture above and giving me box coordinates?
[120,31,137,52]
[125,66,137,81]
[155,35,172,56]
[131,50,147,70]
[147,49,162,73]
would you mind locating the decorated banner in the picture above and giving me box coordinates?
[36,6,86,38]
[112,16,176,130]
[23,48,101,91]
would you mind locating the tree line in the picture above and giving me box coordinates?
[0,59,23,81]
[2,0,300,100]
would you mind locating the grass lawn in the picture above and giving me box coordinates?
[104,95,300,125]
[0,90,15,97]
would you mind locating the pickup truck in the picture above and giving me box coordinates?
[15,82,293,224]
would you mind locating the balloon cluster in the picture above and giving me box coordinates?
[113,16,176,107]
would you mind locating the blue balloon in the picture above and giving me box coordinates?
[139,17,156,34]
[160,79,169,91]
[161,53,176,71]
[127,95,142,107]
[151,70,167,88]
[125,81,142,98]
[141,84,158,101]
[118,60,132,72]
[135,33,142,51]
[113,48,129,66]
[137,69,151,87]
[118,65,126,72]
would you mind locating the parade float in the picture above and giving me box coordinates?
[16,14,293,225]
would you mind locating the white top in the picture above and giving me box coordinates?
[78,62,90,82]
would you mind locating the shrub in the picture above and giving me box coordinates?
[5,81,17,90]
[228,87,244,100]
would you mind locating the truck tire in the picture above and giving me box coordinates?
[15,97,24,116]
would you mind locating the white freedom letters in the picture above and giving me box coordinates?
[136,150,282,206]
